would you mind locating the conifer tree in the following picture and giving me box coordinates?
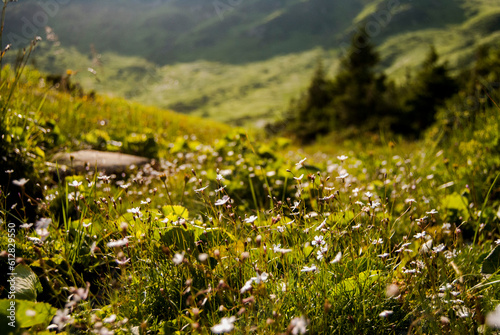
[331,29,388,128]
[286,59,334,143]
[403,46,458,134]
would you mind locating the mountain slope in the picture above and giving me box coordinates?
[2,0,500,127]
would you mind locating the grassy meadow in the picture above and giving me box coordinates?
[1,1,500,334]
[2,48,500,334]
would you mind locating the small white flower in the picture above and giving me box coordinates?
[365,191,373,198]
[379,310,393,318]
[378,253,390,258]
[294,174,304,181]
[103,314,117,323]
[127,207,141,214]
[107,238,129,248]
[330,251,342,264]
[420,239,433,254]
[194,185,209,193]
[216,185,227,193]
[140,198,151,205]
[337,155,348,162]
[116,258,130,265]
[215,195,230,206]
[173,252,184,265]
[486,305,500,329]
[244,215,258,223]
[290,316,308,334]
[456,306,470,318]
[12,178,29,187]
[216,174,224,181]
[211,316,236,334]
[336,173,349,179]
[300,265,317,273]
[414,231,426,239]
[315,219,327,231]
[426,209,438,215]
[371,238,383,245]
[296,158,307,166]
[36,228,50,241]
[240,280,253,294]
[36,218,52,229]
[405,198,417,204]
[68,180,82,188]
[277,226,285,233]
[433,243,446,253]
[311,235,325,246]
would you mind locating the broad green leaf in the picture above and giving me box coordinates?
[481,245,500,274]
[14,264,42,302]
[441,192,469,220]
[162,205,189,222]
[196,228,235,248]
[0,299,56,331]
[34,146,45,159]
[160,226,195,254]
[15,300,57,328]
[330,270,381,297]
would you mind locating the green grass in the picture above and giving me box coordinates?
[1,60,500,333]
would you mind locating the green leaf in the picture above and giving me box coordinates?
[481,245,500,274]
[196,228,235,248]
[161,205,189,222]
[14,264,42,302]
[329,270,381,297]
[441,192,469,220]
[0,299,56,331]
[34,146,45,159]
[160,226,195,254]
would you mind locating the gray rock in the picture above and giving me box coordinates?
[51,150,150,175]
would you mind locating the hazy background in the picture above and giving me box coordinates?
[3,0,500,127]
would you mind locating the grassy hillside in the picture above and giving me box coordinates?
[2,61,500,333]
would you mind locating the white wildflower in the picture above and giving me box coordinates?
[290,316,308,334]
[12,178,29,187]
[173,252,184,265]
[215,195,230,206]
[311,235,325,246]
[300,265,317,273]
[211,316,236,334]
[68,180,82,188]
[330,251,342,264]
[107,238,129,248]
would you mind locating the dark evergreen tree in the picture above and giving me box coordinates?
[331,29,390,129]
[402,46,458,134]
[285,59,335,143]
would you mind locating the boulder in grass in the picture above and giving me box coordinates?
[51,150,150,176]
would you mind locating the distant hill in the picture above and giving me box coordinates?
[2,0,500,126]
